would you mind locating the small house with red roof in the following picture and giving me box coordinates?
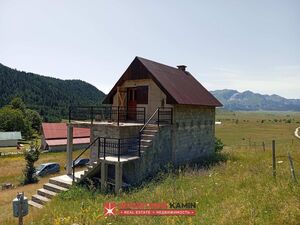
[67,56,222,192]
[41,123,90,151]
[29,57,223,208]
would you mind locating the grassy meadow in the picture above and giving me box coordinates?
[0,149,89,223]
[1,111,300,225]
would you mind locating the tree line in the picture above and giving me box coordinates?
[0,97,42,139]
[0,63,105,122]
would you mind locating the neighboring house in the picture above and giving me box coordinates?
[0,131,22,147]
[41,123,90,152]
[66,56,222,193]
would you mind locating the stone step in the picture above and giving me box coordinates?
[141,139,152,143]
[140,145,150,148]
[141,134,155,140]
[142,129,158,135]
[49,178,72,189]
[37,188,57,199]
[32,194,50,205]
[28,200,43,209]
[44,183,68,193]
[144,125,159,130]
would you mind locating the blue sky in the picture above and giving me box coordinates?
[0,0,299,98]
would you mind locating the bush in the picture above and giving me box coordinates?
[22,142,40,185]
[215,137,224,153]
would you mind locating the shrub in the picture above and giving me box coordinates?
[22,141,40,185]
[215,137,224,153]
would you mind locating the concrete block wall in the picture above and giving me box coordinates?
[122,125,172,185]
[172,105,215,165]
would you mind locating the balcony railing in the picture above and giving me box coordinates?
[69,106,146,125]
[69,106,173,127]
[157,107,173,126]
[97,137,141,161]
[72,136,140,181]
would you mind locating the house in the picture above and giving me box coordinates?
[0,131,22,147]
[41,123,90,152]
[66,56,222,193]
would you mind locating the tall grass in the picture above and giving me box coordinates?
[2,111,300,224]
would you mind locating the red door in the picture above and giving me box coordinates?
[127,88,137,120]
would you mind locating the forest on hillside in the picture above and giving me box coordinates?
[0,63,105,121]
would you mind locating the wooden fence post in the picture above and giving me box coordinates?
[262,142,265,151]
[288,152,297,182]
[272,140,276,178]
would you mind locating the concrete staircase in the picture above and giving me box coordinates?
[28,171,84,209]
[75,161,101,183]
[140,124,159,149]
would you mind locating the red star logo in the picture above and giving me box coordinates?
[104,202,117,216]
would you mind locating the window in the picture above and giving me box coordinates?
[135,86,148,104]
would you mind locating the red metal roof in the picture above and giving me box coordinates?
[42,123,90,140]
[46,137,90,146]
[103,57,222,106]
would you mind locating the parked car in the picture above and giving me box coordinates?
[73,158,90,167]
[64,158,90,169]
[35,162,60,176]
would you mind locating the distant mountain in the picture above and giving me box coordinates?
[211,89,300,111]
[0,63,105,121]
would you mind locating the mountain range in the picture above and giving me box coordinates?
[211,89,300,111]
[1,62,299,119]
[0,63,105,121]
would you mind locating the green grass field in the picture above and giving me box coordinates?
[1,111,300,225]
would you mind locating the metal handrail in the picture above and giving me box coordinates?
[139,107,173,133]
[72,137,99,182]
[139,108,159,133]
